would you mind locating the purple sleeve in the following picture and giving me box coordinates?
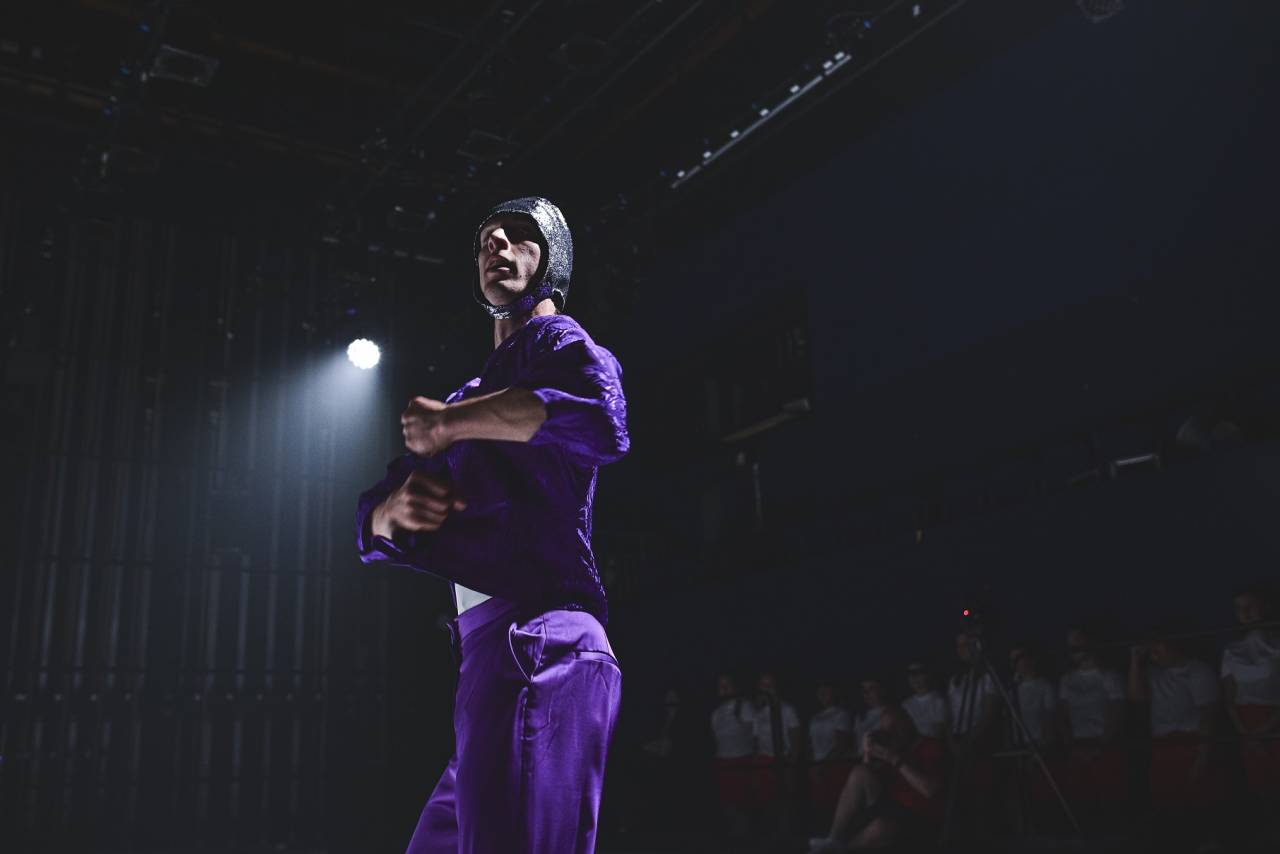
[512,321,629,466]
[354,452,544,601]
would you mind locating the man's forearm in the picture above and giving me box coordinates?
[444,387,547,444]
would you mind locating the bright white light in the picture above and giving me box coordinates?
[347,338,380,369]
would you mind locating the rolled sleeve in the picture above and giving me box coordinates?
[514,327,629,466]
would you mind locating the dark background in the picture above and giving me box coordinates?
[1,0,1277,850]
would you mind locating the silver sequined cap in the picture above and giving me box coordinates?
[472,196,573,320]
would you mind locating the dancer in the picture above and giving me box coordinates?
[355,196,628,853]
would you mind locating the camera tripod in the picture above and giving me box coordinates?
[941,633,1087,846]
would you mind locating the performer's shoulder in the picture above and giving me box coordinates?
[526,312,596,348]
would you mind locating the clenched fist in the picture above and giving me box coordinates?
[370,470,466,539]
[401,395,450,456]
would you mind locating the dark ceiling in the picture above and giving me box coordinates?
[0,1,1067,268]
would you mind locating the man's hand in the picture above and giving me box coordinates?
[370,470,466,539]
[401,396,451,456]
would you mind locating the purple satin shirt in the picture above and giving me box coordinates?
[355,313,628,626]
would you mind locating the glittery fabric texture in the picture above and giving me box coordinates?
[354,313,628,626]
[473,196,574,320]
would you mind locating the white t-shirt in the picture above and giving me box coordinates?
[751,700,801,757]
[1059,667,1125,740]
[854,706,886,751]
[1221,629,1280,706]
[1148,659,1220,737]
[711,699,756,759]
[1014,676,1058,744]
[948,671,996,734]
[808,705,853,760]
[453,583,491,614]
[903,691,949,739]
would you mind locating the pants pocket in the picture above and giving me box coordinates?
[506,620,546,683]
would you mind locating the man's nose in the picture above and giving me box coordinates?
[487,229,509,250]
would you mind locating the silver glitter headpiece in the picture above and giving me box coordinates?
[472,196,573,320]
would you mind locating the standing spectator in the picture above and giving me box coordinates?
[948,632,998,744]
[1008,643,1061,832]
[751,671,803,839]
[944,631,999,840]
[808,679,855,818]
[710,673,756,840]
[638,684,709,833]
[854,678,889,755]
[1129,633,1222,805]
[1130,630,1223,853]
[1058,625,1127,813]
[806,705,946,852]
[1010,644,1057,747]
[1221,585,1280,795]
[902,662,950,742]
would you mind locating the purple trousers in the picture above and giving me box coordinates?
[406,596,622,854]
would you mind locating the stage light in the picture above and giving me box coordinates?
[347,338,380,369]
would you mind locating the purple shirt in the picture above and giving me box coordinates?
[355,313,628,626]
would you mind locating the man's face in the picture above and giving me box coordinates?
[955,633,974,663]
[1236,593,1264,626]
[1066,630,1090,666]
[756,673,777,702]
[815,684,834,707]
[477,214,544,307]
[716,675,735,699]
[861,680,884,708]
[907,670,928,694]
[1010,648,1035,679]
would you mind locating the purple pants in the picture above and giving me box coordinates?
[406,596,622,854]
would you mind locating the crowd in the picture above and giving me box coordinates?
[624,585,1279,852]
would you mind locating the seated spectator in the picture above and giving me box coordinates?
[1058,624,1127,809]
[806,705,946,852]
[710,673,756,838]
[853,677,888,756]
[1129,631,1222,807]
[1221,585,1280,795]
[902,662,950,742]
[1010,643,1058,748]
[808,679,855,815]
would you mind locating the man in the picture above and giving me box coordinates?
[901,662,949,742]
[808,679,855,816]
[748,671,803,837]
[1010,644,1057,747]
[355,196,629,853]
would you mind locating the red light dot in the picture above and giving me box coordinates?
[963,609,970,617]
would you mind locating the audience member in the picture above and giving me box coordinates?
[750,670,803,837]
[808,679,855,815]
[1129,632,1222,806]
[853,677,888,756]
[806,705,946,852]
[902,662,950,742]
[1221,585,1280,795]
[710,673,756,839]
[948,632,998,744]
[1010,643,1058,747]
[1058,625,1128,811]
